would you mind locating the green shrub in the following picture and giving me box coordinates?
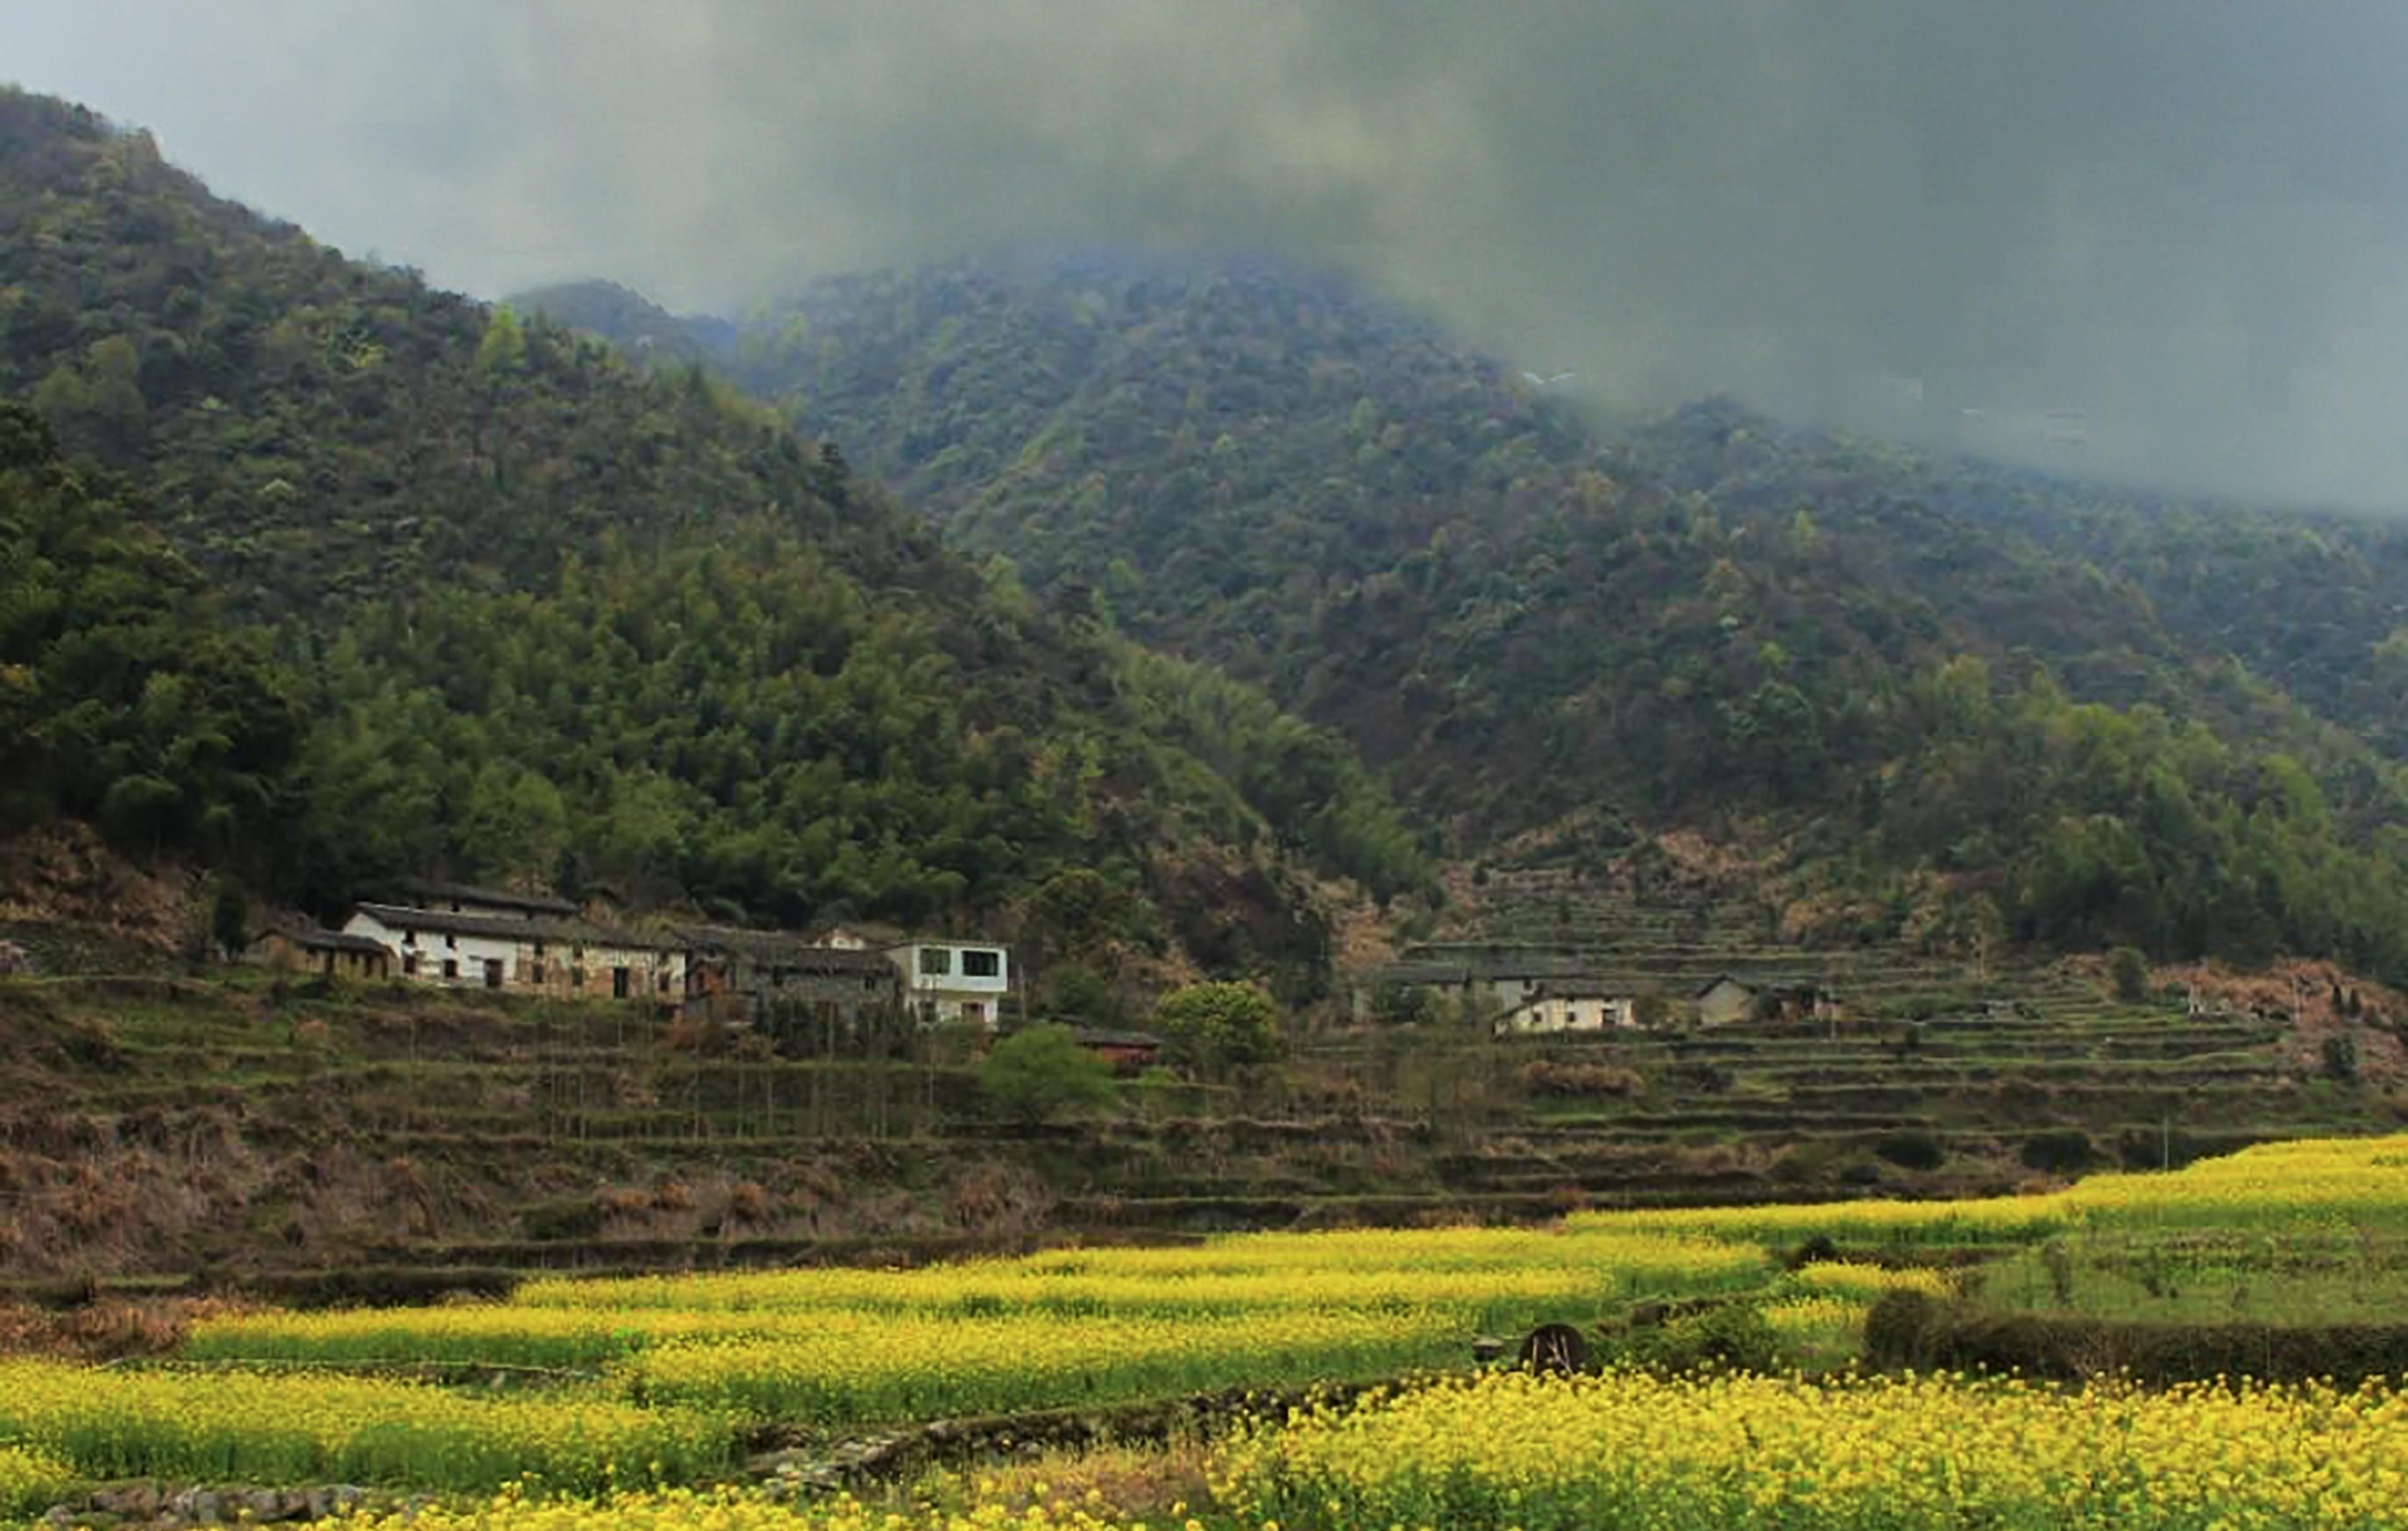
[979,1024,1120,1122]
[2021,1129,2096,1175]
[1874,1131,1946,1172]
[2108,946,2151,1003]
[1624,1302,1779,1374]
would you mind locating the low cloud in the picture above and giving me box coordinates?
[16,1,2408,506]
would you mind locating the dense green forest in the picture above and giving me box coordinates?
[525,258,2408,980]
[0,89,1429,988]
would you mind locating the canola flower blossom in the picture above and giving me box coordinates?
[1758,1294,1867,1339]
[1218,1366,2408,1531]
[0,1443,76,1516]
[1789,1260,1955,1300]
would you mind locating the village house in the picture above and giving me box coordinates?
[1354,943,1599,1023]
[1693,975,1843,1027]
[678,924,902,1043]
[344,899,685,1003]
[1491,985,1639,1035]
[249,926,394,982]
[888,937,1015,1028]
[1694,975,1759,1027]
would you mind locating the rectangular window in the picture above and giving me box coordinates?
[483,958,503,989]
[919,947,953,977]
[529,960,546,985]
[657,968,671,993]
[444,933,457,950]
[571,966,586,989]
[962,950,1001,978]
[613,966,631,999]
[402,952,419,977]
[442,958,458,981]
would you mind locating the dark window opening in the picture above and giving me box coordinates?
[483,957,503,989]
[442,958,458,981]
[613,966,631,999]
[962,950,1001,978]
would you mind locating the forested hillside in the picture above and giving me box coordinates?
[526,257,2408,981]
[0,89,1428,988]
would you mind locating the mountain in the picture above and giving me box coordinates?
[525,254,2408,982]
[0,89,1431,994]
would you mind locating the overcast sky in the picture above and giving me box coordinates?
[11,1,2408,508]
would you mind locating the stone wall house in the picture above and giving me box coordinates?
[679,925,902,1045]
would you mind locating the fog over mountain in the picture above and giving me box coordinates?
[13,1,2408,507]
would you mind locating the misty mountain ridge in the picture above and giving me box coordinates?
[524,252,2408,982]
[0,86,1430,995]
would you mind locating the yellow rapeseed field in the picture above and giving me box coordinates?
[1219,1366,2408,1530]
[512,1227,1764,1315]
[76,1130,2408,1510]
[326,1485,1145,1531]
[622,1307,1464,1422]
[0,1358,730,1493]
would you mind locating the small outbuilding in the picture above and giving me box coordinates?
[251,927,394,982]
[1074,1028,1166,1074]
[1694,975,1758,1027]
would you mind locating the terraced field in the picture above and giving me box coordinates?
[6,897,2390,1291]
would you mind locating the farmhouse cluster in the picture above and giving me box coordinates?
[250,880,1016,1031]
[1357,941,1844,1033]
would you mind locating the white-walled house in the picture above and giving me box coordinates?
[886,939,1013,1028]
[1493,988,1638,1035]
[344,903,685,1003]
